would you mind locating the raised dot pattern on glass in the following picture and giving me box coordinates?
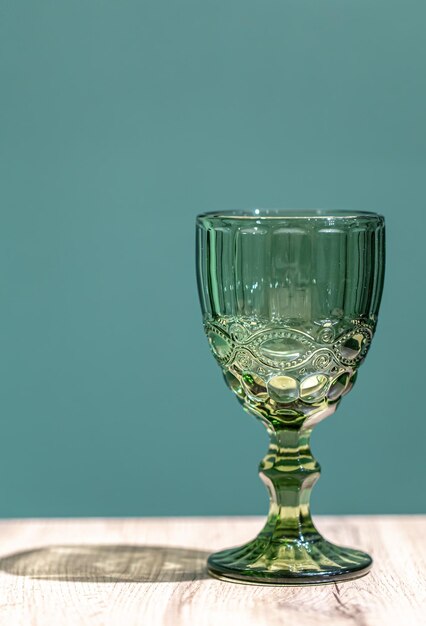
[205,315,372,425]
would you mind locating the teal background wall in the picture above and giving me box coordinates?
[0,0,425,517]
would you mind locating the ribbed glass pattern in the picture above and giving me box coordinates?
[197,210,385,324]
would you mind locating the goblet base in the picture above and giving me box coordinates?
[207,536,372,585]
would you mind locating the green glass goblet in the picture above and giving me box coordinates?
[196,209,385,585]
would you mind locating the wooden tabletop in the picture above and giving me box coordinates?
[0,516,424,626]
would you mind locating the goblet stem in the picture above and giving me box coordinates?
[207,420,373,584]
[259,427,320,544]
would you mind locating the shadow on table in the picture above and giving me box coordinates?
[0,544,210,582]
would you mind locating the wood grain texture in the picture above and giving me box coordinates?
[0,516,424,626]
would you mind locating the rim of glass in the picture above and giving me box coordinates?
[197,209,384,221]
